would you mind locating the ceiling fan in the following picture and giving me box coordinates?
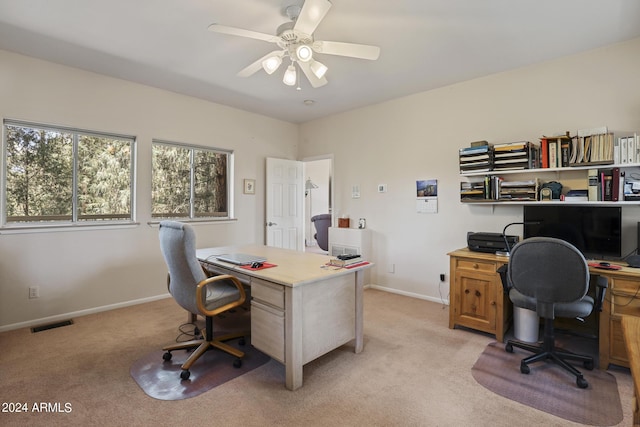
[208,0,380,89]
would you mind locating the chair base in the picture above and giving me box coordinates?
[162,315,249,380]
[505,319,594,389]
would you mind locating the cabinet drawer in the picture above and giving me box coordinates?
[612,278,640,295]
[612,292,640,317]
[251,278,285,309]
[456,259,496,274]
[251,300,285,363]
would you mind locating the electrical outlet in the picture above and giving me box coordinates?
[440,273,446,282]
[388,263,395,273]
[29,286,40,299]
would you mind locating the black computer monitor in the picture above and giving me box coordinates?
[523,205,622,260]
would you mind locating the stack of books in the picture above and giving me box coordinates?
[616,133,639,165]
[459,145,493,173]
[493,141,539,171]
[588,167,624,201]
[459,181,486,201]
[498,179,539,201]
[328,255,364,267]
[541,134,572,168]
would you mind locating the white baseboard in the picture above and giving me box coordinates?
[2,285,448,333]
[0,293,172,333]
[365,284,449,306]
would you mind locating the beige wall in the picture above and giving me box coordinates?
[3,37,640,329]
[299,37,640,302]
[0,50,298,330]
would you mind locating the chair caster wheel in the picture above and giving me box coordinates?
[239,337,246,346]
[180,370,191,380]
[233,358,242,368]
[520,363,530,374]
[163,351,172,361]
[584,360,594,370]
[577,376,588,389]
[505,343,513,353]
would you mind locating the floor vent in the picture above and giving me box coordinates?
[31,319,74,333]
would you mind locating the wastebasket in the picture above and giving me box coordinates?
[513,307,539,342]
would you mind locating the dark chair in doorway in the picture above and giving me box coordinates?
[501,237,607,388]
[311,214,331,251]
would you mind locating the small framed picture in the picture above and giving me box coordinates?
[243,179,256,195]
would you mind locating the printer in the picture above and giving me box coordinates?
[467,232,519,254]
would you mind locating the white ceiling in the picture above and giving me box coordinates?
[1,0,639,124]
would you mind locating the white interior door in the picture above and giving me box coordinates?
[266,157,304,250]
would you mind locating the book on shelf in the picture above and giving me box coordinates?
[617,134,640,164]
[563,189,588,202]
[588,169,599,201]
[493,141,530,151]
[459,145,490,155]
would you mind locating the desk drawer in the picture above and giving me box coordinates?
[612,292,640,317]
[201,264,251,286]
[456,259,495,274]
[251,278,284,309]
[612,278,640,295]
[251,300,285,363]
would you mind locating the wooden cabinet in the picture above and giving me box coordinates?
[599,274,640,369]
[449,247,640,369]
[448,249,511,342]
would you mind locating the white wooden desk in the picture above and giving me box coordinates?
[196,244,373,390]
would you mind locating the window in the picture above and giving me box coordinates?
[152,141,231,220]
[3,120,135,225]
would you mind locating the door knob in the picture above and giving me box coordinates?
[267,222,278,226]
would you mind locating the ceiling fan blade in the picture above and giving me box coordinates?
[313,40,380,60]
[298,61,328,88]
[208,24,279,44]
[294,0,332,36]
[237,50,284,77]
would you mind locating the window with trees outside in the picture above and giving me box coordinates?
[152,141,231,220]
[3,120,135,226]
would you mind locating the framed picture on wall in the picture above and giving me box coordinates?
[244,179,256,195]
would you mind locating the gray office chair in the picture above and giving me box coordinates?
[311,213,331,251]
[158,220,248,380]
[503,237,607,388]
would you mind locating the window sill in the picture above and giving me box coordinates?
[0,221,140,234]
[146,218,238,227]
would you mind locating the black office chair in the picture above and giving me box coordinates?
[501,237,607,388]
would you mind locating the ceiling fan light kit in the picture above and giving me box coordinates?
[283,64,297,86]
[262,55,282,74]
[309,60,327,79]
[208,0,380,89]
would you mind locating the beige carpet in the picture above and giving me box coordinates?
[472,342,623,426]
[0,289,634,426]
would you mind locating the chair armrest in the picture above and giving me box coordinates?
[195,274,247,317]
[594,275,608,312]
[497,264,510,294]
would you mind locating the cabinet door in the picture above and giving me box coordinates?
[453,270,497,333]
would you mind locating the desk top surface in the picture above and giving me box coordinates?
[197,244,372,287]
[448,247,640,278]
